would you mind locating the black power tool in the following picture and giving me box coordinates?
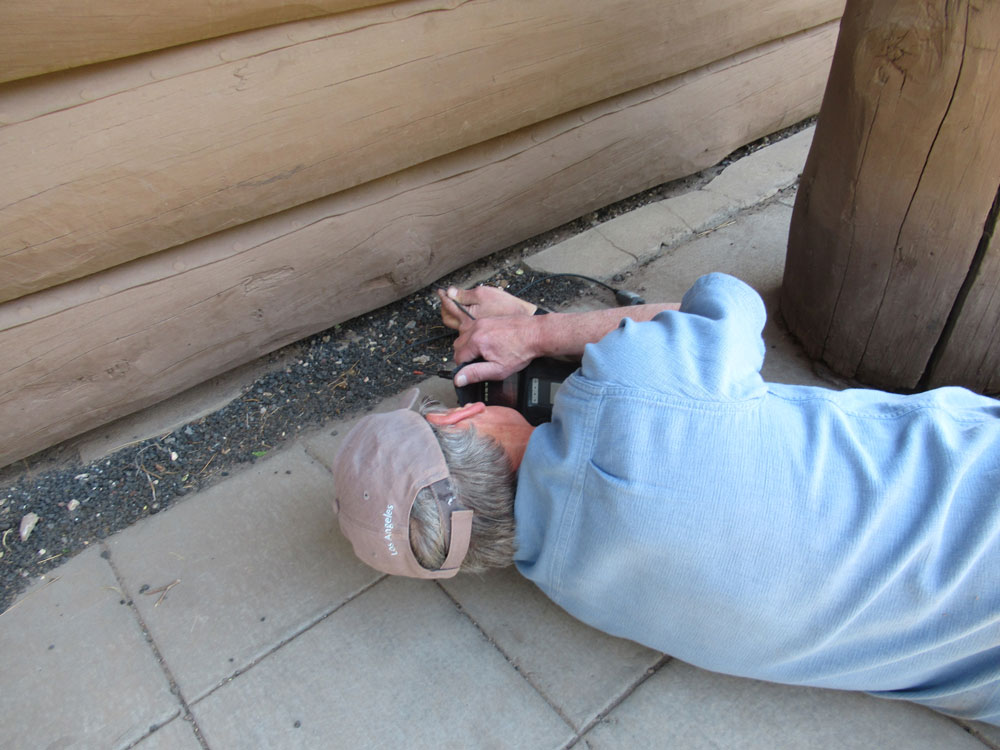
[451,357,578,426]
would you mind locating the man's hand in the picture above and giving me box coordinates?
[437,285,537,329]
[452,315,542,386]
[438,283,681,387]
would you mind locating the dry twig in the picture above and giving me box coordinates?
[143,578,181,607]
[134,446,160,505]
[198,453,217,476]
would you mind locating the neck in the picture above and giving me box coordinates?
[503,426,535,471]
[476,421,534,471]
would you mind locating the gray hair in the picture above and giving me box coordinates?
[409,399,517,573]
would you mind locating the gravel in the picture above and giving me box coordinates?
[0,118,814,612]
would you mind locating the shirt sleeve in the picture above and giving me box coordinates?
[579,273,767,402]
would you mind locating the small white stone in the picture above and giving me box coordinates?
[19,512,39,542]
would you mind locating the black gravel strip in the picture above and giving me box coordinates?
[0,118,815,612]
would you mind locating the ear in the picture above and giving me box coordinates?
[425,402,486,426]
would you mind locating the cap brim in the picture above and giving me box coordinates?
[383,387,422,412]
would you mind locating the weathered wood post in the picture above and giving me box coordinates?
[781,0,1000,393]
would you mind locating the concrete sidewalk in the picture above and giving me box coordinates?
[4,128,999,750]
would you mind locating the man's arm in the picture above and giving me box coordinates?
[441,287,677,385]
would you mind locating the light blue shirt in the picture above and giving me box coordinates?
[514,273,1000,725]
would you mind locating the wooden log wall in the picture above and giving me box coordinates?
[0,0,392,83]
[0,0,844,467]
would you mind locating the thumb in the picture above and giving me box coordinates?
[454,359,510,387]
[447,285,483,306]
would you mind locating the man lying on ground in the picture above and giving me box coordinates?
[332,272,1000,726]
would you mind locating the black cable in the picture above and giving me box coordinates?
[512,272,617,299]
[513,272,645,306]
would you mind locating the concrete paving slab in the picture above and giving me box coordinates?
[524,224,638,279]
[581,659,988,749]
[594,202,691,265]
[131,716,204,750]
[0,546,180,750]
[106,444,379,702]
[968,721,1000,748]
[645,200,792,296]
[702,126,814,210]
[191,576,574,749]
[441,566,663,731]
[777,190,798,208]
[657,189,734,236]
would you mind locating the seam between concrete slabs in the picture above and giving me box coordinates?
[432,579,675,743]
[559,654,673,750]
[186,574,387,705]
[101,542,210,750]
[962,723,1000,750]
[433,580,580,733]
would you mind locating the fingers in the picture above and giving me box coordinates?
[453,319,498,364]
[452,316,536,385]
[452,328,478,365]
[453,359,512,388]
[449,284,537,319]
[438,286,491,328]
[444,285,477,305]
[437,288,465,329]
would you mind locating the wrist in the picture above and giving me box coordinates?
[529,309,558,359]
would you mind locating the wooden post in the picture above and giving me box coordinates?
[781,0,1000,393]
[925,191,1000,392]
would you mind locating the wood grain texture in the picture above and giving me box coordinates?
[781,0,1000,390]
[0,0,845,303]
[0,23,838,467]
[0,1,469,124]
[927,189,1000,393]
[0,0,392,83]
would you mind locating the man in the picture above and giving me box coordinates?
[332,273,1000,726]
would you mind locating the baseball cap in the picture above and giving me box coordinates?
[332,389,473,579]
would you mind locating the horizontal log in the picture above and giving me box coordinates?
[0,22,839,468]
[0,0,390,84]
[0,0,451,125]
[0,0,845,303]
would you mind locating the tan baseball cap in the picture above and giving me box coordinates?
[332,389,473,579]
